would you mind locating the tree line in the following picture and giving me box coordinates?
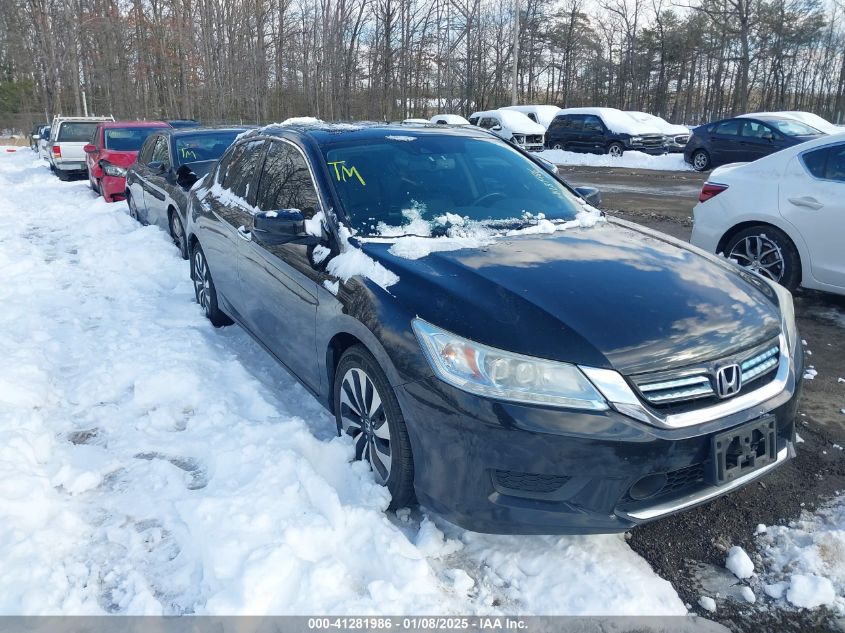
[1,0,844,130]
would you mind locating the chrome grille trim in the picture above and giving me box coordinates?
[633,340,781,406]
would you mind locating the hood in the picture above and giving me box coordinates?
[364,221,781,375]
[101,149,139,168]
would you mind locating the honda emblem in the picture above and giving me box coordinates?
[715,364,742,398]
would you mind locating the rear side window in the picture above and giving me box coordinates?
[57,122,100,142]
[221,140,265,200]
[150,137,171,169]
[105,127,160,151]
[255,141,320,217]
[478,117,498,129]
[714,120,742,136]
[138,135,158,164]
[801,144,845,182]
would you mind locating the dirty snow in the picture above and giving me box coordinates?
[756,498,845,613]
[698,596,717,612]
[0,148,687,615]
[540,148,691,171]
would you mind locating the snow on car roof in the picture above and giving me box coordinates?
[430,114,470,125]
[558,107,662,135]
[624,111,689,135]
[469,110,545,133]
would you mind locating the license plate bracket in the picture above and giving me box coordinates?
[708,416,777,486]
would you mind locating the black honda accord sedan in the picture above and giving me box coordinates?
[185,122,801,534]
[125,127,249,258]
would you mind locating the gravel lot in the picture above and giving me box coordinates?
[562,163,845,633]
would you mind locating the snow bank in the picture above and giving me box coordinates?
[757,498,845,613]
[540,148,692,171]
[0,150,685,616]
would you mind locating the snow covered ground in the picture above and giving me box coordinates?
[0,148,687,615]
[539,148,692,171]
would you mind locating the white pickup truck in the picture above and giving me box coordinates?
[48,116,114,180]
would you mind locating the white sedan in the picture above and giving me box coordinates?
[691,133,845,296]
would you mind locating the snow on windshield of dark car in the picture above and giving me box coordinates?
[323,135,583,236]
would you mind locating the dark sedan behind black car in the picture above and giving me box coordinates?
[125,127,248,258]
[685,115,823,171]
[184,122,801,535]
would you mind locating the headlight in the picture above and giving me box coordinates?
[412,319,608,410]
[102,163,127,177]
[762,278,797,350]
[630,136,643,143]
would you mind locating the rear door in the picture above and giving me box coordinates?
[780,143,845,288]
[127,134,158,216]
[709,119,743,164]
[238,139,324,390]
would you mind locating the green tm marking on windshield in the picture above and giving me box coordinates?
[327,160,366,186]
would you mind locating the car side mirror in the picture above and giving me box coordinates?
[176,164,198,188]
[83,143,95,153]
[491,124,503,131]
[253,210,321,246]
[148,161,166,172]
[575,186,602,207]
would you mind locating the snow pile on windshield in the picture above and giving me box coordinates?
[0,148,686,615]
[756,498,845,612]
[368,205,605,260]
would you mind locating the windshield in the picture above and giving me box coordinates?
[766,119,821,136]
[323,134,582,235]
[105,127,160,151]
[57,122,99,142]
[173,131,241,166]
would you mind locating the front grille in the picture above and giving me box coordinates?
[525,134,543,145]
[661,463,706,496]
[492,470,569,494]
[631,339,781,408]
[638,134,666,149]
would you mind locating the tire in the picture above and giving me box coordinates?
[607,142,624,157]
[551,142,564,150]
[333,345,415,509]
[692,149,711,171]
[190,242,233,327]
[724,225,801,291]
[56,170,69,181]
[169,210,189,260]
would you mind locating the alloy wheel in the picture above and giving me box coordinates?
[193,250,211,315]
[693,151,709,171]
[339,367,392,484]
[608,143,623,157]
[729,234,785,282]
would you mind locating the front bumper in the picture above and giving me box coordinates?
[100,175,128,202]
[397,338,802,534]
[629,145,669,155]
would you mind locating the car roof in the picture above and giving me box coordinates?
[241,121,495,145]
[156,126,252,138]
[99,120,171,129]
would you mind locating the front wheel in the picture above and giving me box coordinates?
[550,142,564,150]
[169,210,188,260]
[724,225,801,291]
[191,243,233,327]
[334,345,415,509]
[607,142,624,157]
[692,149,711,171]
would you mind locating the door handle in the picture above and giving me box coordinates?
[237,225,252,241]
[788,196,824,210]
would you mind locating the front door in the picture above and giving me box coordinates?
[779,143,845,289]
[238,139,325,390]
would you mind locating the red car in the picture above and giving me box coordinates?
[85,121,170,202]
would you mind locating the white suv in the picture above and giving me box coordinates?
[48,116,114,180]
[468,110,545,151]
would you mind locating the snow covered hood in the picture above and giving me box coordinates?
[625,112,689,136]
[361,220,781,374]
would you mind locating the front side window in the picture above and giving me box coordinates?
[740,121,772,139]
[583,115,603,132]
[105,127,161,151]
[221,140,265,200]
[57,122,100,142]
[802,144,845,182]
[323,134,583,235]
[479,118,497,130]
[138,135,158,164]
[256,141,320,218]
